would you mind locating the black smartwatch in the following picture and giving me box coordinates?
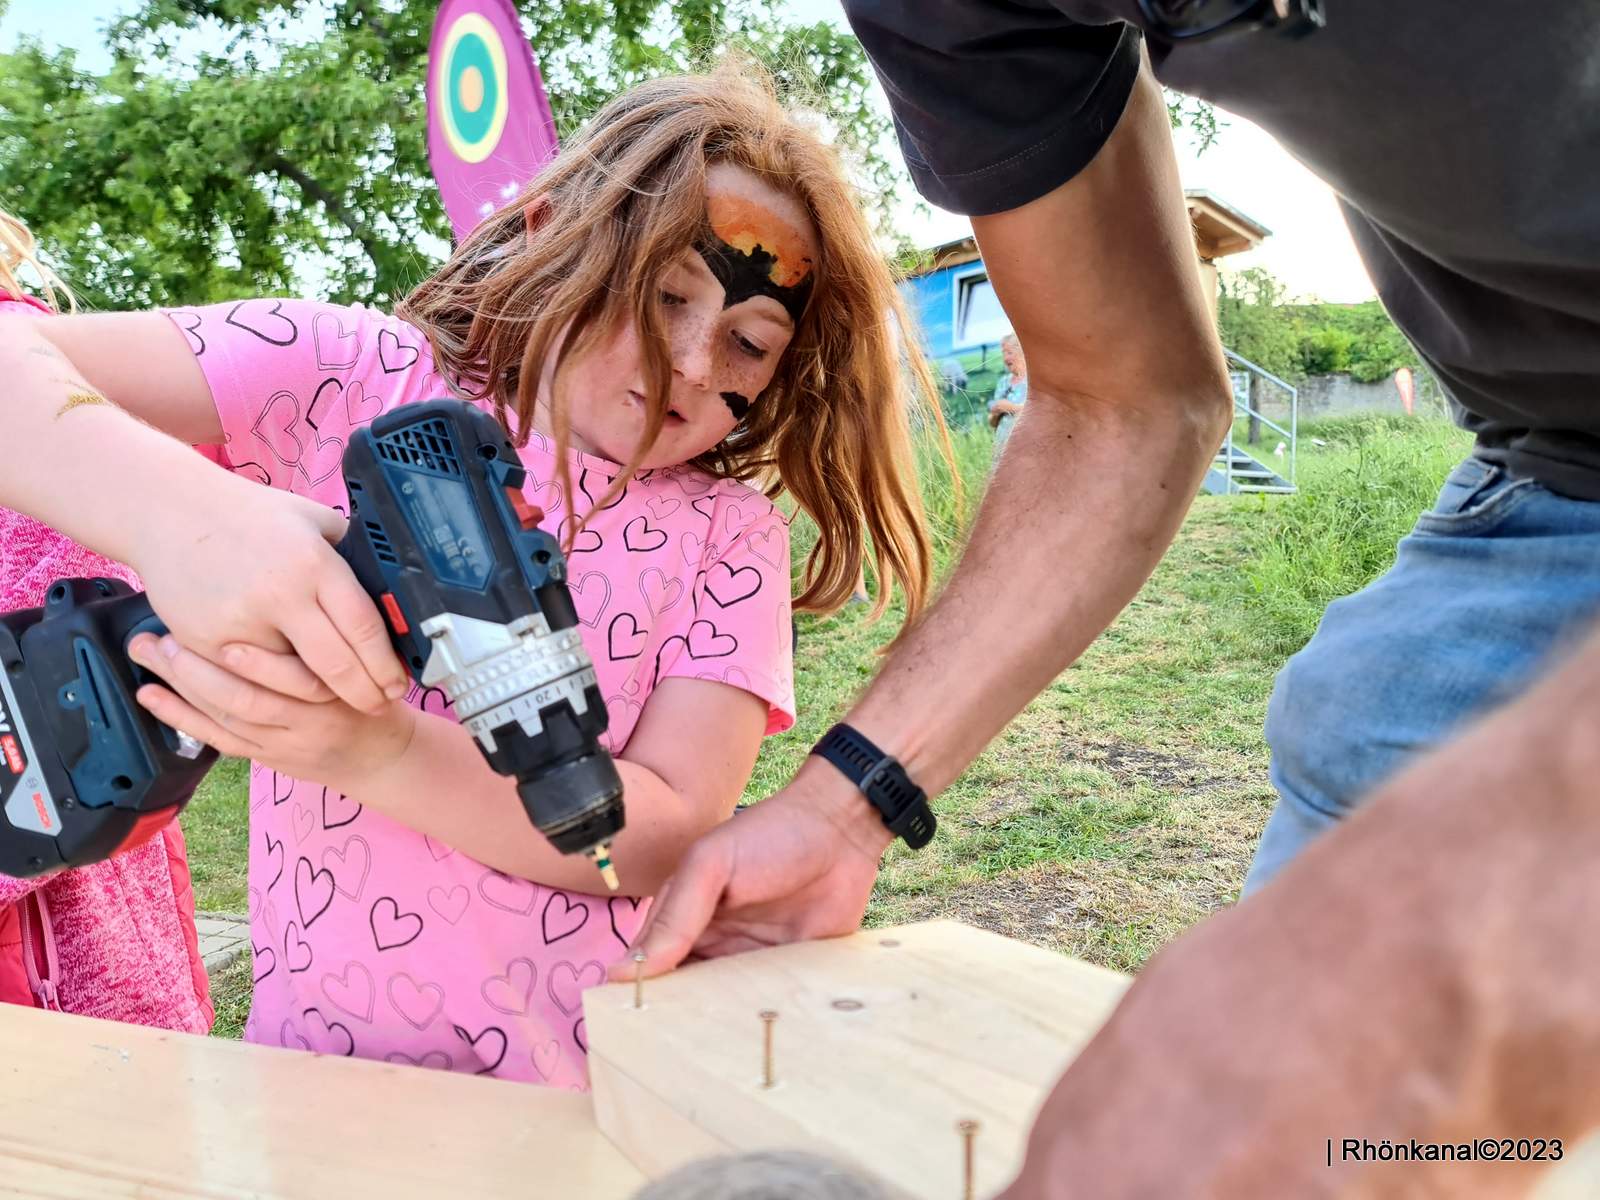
[810,724,937,849]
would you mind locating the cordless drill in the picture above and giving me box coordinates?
[0,399,625,886]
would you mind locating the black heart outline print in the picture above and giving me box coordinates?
[225,299,298,346]
[687,619,739,660]
[606,612,648,661]
[294,857,336,928]
[705,560,762,608]
[323,787,362,830]
[370,897,425,952]
[608,896,645,950]
[378,326,420,373]
[453,1023,509,1076]
[251,943,277,984]
[622,515,668,553]
[578,468,628,512]
[541,891,590,944]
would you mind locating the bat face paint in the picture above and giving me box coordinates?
[720,391,752,421]
[697,192,816,324]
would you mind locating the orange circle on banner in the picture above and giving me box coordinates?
[459,65,485,113]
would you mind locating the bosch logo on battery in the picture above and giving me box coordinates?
[32,792,51,831]
[1,735,22,775]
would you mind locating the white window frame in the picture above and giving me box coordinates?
[950,265,1012,351]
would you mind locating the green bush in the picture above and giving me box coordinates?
[1299,327,1355,375]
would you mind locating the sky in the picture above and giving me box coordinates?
[1,0,1375,302]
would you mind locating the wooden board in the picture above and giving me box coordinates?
[0,1004,643,1199]
[584,920,1131,1199]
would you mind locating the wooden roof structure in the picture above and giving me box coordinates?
[904,188,1271,278]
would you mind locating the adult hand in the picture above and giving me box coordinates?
[611,757,893,978]
[133,476,410,714]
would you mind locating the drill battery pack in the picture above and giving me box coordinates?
[0,578,218,879]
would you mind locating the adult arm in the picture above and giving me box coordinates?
[626,58,1232,971]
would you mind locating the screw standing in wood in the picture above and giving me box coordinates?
[957,1119,980,1200]
[759,1009,779,1088]
[632,950,647,1009]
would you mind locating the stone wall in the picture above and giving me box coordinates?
[1250,369,1448,424]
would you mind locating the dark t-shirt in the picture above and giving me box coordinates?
[845,2,1600,500]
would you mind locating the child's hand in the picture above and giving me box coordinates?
[132,477,409,714]
[127,632,416,791]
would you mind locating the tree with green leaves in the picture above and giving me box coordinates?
[1218,265,1422,384]
[2,0,1223,311]
[0,0,894,308]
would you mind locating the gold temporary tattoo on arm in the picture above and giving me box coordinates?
[56,390,121,418]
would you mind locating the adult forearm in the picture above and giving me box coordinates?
[849,387,1224,794]
[342,712,720,896]
[0,317,225,565]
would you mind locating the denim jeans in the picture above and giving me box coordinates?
[1242,454,1600,894]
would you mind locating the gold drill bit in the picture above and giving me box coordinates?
[759,1009,778,1089]
[632,950,647,1010]
[588,842,620,892]
[957,1119,980,1200]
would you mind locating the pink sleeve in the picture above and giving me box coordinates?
[662,499,796,736]
[162,299,433,502]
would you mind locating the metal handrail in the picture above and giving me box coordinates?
[1234,400,1293,444]
[1224,348,1297,395]
[1218,347,1299,491]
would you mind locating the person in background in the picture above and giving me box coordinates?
[987,333,1028,454]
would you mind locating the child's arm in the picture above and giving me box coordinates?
[357,677,767,896]
[0,311,407,712]
[127,633,766,896]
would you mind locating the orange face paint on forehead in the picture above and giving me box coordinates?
[698,192,816,322]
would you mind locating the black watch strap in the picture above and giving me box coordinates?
[810,724,937,850]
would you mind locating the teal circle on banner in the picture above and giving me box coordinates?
[449,32,498,146]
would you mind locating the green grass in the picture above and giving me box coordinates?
[191,411,1473,1032]
[184,756,249,914]
[1237,414,1473,656]
[209,954,254,1039]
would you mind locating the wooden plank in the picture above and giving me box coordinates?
[584,920,1130,1199]
[0,1004,643,1199]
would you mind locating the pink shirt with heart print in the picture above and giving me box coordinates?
[163,299,796,1086]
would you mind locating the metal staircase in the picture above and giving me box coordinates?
[1203,349,1299,495]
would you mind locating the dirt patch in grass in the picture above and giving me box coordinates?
[1069,738,1232,792]
[878,776,1275,974]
